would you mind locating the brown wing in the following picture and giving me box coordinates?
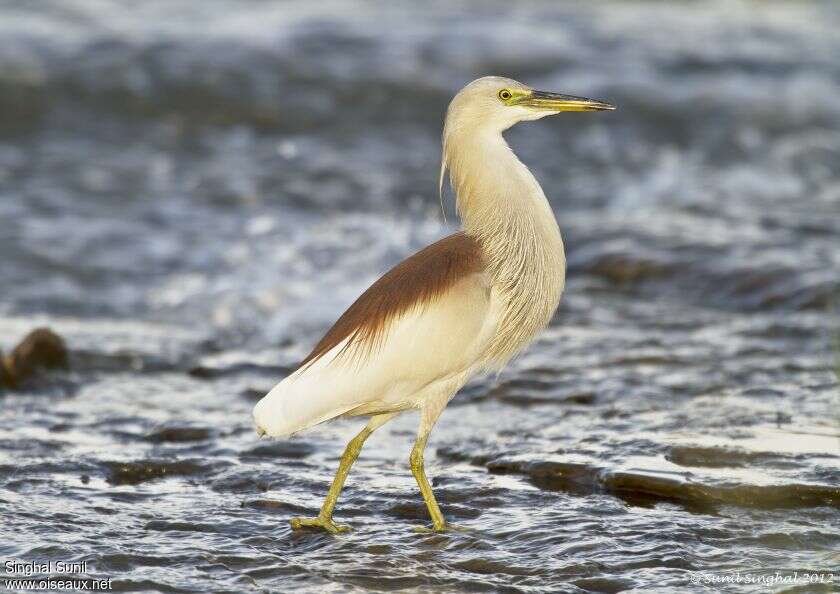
[299,231,485,369]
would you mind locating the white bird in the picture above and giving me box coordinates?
[253,76,615,533]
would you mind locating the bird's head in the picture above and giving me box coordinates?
[444,76,615,133]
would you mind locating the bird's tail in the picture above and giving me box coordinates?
[252,372,356,438]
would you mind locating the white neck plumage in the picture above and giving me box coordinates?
[441,125,566,366]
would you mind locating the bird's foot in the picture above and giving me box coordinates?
[289,516,350,534]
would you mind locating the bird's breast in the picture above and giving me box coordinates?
[478,234,565,367]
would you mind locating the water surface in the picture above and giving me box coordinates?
[1,1,839,592]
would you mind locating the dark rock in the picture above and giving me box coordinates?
[103,459,209,486]
[241,499,310,514]
[240,441,315,459]
[1,328,69,389]
[145,426,213,443]
[0,349,9,387]
[188,362,291,379]
[561,391,597,405]
[666,445,797,469]
[240,387,271,401]
[603,470,840,510]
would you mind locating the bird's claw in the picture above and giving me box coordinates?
[412,525,445,534]
[290,516,350,534]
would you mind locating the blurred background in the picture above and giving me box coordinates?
[1,1,838,592]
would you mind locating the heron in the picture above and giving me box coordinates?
[253,76,615,532]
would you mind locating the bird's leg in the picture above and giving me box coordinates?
[410,401,448,532]
[291,412,395,534]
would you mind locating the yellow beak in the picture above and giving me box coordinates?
[522,90,616,112]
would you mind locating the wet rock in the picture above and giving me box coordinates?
[145,426,213,443]
[450,559,533,576]
[0,352,7,387]
[483,378,595,407]
[385,501,434,521]
[103,459,210,486]
[435,446,496,467]
[572,577,634,594]
[570,250,674,285]
[487,458,602,496]
[241,441,315,460]
[1,328,68,389]
[188,362,291,379]
[603,470,840,510]
[480,452,840,512]
[209,470,274,493]
[241,499,310,514]
[240,387,271,401]
[666,445,799,469]
[561,391,597,405]
[70,350,181,374]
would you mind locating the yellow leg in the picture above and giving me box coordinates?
[410,431,447,531]
[290,413,395,533]
[409,400,450,532]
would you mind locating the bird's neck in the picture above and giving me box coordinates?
[442,127,566,364]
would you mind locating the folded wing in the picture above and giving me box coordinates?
[253,232,497,437]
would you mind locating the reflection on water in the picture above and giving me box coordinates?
[1,0,839,592]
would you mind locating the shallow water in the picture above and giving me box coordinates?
[1,1,839,592]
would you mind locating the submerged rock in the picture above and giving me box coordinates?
[144,426,213,443]
[103,459,210,486]
[240,440,316,460]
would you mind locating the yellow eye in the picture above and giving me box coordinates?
[498,89,512,101]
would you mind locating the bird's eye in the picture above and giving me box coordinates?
[498,89,512,101]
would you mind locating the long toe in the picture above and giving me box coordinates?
[323,521,350,534]
[412,523,448,534]
[290,516,350,534]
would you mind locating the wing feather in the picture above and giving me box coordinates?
[253,232,499,437]
[299,231,485,369]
